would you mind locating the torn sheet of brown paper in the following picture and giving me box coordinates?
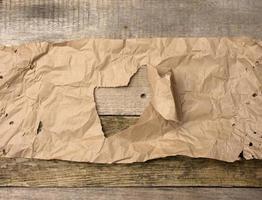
[0,37,262,163]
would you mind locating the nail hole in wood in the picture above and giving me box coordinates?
[5,113,8,117]
[0,75,3,79]
[252,93,257,97]
[249,142,253,147]
[2,149,6,155]
[9,121,14,125]
[232,123,235,127]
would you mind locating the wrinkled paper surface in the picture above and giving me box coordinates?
[0,37,262,163]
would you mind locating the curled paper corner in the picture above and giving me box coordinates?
[147,65,181,123]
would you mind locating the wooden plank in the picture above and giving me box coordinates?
[0,0,261,45]
[0,115,260,187]
[0,155,261,187]
[1,0,262,116]
[0,0,261,189]
[100,116,138,137]
[0,188,262,200]
[95,67,151,115]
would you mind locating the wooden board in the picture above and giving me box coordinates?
[0,0,262,192]
[1,0,262,115]
[0,116,261,187]
[0,156,261,187]
[1,188,262,200]
[0,0,262,45]
[100,116,138,137]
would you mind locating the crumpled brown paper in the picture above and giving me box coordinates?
[0,37,262,163]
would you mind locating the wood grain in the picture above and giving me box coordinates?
[1,188,262,200]
[0,0,262,45]
[1,0,262,116]
[0,155,261,187]
[95,66,151,115]
[100,116,138,137]
[0,0,262,190]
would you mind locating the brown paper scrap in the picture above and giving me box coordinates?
[0,37,261,163]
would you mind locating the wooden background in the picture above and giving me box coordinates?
[1,0,262,45]
[0,0,262,199]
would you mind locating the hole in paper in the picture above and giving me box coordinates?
[37,121,43,134]
[238,151,245,160]
[94,66,151,137]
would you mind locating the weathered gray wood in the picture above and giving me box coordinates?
[1,0,262,115]
[0,0,262,190]
[0,0,262,45]
[0,116,261,187]
[0,156,261,187]
[95,67,151,115]
[1,0,262,116]
[0,188,262,200]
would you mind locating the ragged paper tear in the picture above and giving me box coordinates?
[0,37,262,163]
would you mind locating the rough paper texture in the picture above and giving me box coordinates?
[0,37,262,163]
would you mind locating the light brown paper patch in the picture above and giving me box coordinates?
[0,37,262,163]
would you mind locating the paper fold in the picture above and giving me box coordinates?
[147,65,180,123]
